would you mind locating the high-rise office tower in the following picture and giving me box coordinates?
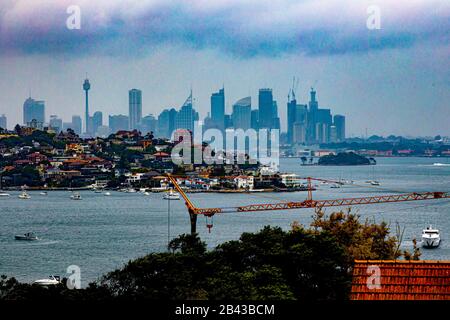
[109,115,129,133]
[272,101,280,130]
[232,97,251,130]
[287,95,297,144]
[0,114,6,129]
[140,114,157,134]
[211,88,225,130]
[72,115,82,135]
[129,89,142,130]
[49,115,63,132]
[157,108,177,138]
[83,79,91,134]
[23,97,45,125]
[307,87,319,143]
[92,111,103,135]
[175,92,198,132]
[258,89,273,129]
[251,109,259,130]
[333,115,346,142]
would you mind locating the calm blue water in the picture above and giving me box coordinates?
[0,157,449,285]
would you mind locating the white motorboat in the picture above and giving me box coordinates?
[0,192,10,197]
[40,191,48,196]
[70,192,82,200]
[144,192,151,196]
[18,191,31,199]
[15,232,38,241]
[366,180,380,186]
[104,192,111,196]
[421,226,441,248]
[34,275,61,286]
[163,189,180,200]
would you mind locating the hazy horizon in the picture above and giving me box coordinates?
[0,0,449,137]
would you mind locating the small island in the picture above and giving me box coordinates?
[318,152,376,166]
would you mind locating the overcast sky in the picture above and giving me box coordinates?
[0,0,449,137]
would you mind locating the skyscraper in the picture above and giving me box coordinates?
[72,115,82,135]
[157,108,177,138]
[175,92,198,133]
[251,109,259,130]
[333,115,346,142]
[0,114,6,129]
[129,89,142,130]
[272,101,280,130]
[211,88,225,130]
[258,89,273,129]
[232,97,251,130]
[109,115,129,133]
[49,115,63,132]
[287,95,297,144]
[23,97,45,125]
[140,114,157,134]
[92,111,103,135]
[83,79,91,134]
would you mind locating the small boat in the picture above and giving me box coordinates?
[330,184,341,189]
[70,192,82,200]
[0,192,10,197]
[163,189,180,200]
[15,232,38,241]
[40,191,48,196]
[144,192,151,196]
[34,275,61,286]
[421,226,441,248]
[367,180,380,186]
[104,192,111,196]
[18,191,31,199]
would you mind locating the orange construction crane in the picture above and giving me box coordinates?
[167,175,450,234]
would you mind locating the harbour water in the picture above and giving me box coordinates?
[0,157,449,285]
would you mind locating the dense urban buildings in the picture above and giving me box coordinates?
[15,79,345,148]
[287,88,345,145]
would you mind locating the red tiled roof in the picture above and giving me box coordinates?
[351,260,450,300]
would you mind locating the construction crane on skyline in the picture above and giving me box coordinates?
[166,175,450,235]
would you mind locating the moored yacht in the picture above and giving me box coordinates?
[421,226,440,248]
[163,189,180,200]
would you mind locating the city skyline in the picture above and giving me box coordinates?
[0,1,448,136]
